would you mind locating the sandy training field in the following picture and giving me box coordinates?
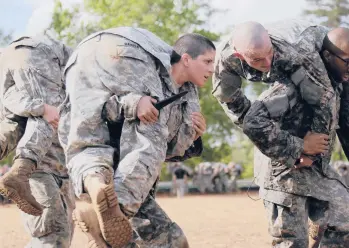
[0,193,272,248]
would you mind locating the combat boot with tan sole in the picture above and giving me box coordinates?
[0,158,43,216]
[73,202,109,248]
[84,174,133,248]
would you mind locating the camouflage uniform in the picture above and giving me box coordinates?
[0,36,74,247]
[212,20,333,136]
[337,82,349,160]
[332,160,349,187]
[244,82,349,247]
[59,27,200,247]
[169,162,190,197]
[0,35,71,170]
[22,172,75,248]
[0,49,27,159]
[193,162,215,193]
[227,163,242,192]
[213,163,230,193]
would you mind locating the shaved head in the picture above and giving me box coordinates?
[322,27,349,83]
[325,27,349,55]
[232,21,274,72]
[233,21,271,57]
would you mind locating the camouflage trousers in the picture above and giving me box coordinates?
[0,116,26,160]
[21,172,75,248]
[125,194,188,248]
[173,179,187,198]
[16,117,54,165]
[214,173,230,193]
[0,114,54,165]
[228,175,238,192]
[263,188,349,247]
[113,160,189,247]
[193,174,213,193]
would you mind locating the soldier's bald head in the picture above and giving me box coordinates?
[322,27,349,83]
[232,21,274,72]
[325,27,349,55]
[233,21,271,57]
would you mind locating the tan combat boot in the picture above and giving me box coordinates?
[73,202,108,248]
[0,158,43,216]
[84,174,132,248]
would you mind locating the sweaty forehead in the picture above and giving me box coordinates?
[243,45,272,59]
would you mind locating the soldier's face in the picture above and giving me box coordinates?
[187,49,216,87]
[323,42,349,83]
[243,46,274,73]
[237,35,274,73]
[329,51,349,83]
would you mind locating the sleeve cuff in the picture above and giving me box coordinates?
[122,93,143,121]
[30,100,45,116]
[284,136,304,168]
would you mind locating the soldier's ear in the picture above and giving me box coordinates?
[181,53,192,67]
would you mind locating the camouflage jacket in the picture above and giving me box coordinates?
[59,28,202,195]
[337,83,349,160]
[243,81,347,196]
[0,35,71,118]
[212,20,333,135]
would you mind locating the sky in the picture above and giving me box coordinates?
[0,0,309,38]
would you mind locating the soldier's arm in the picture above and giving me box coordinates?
[212,57,251,128]
[166,83,201,159]
[242,89,304,168]
[1,63,45,117]
[102,93,143,123]
[166,137,203,162]
[337,83,349,160]
[290,52,334,135]
[2,85,44,117]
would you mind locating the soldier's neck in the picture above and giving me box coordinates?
[170,63,189,87]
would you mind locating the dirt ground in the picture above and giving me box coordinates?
[0,193,271,248]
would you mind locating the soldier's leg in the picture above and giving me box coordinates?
[230,175,238,192]
[308,198,329,248]
[204,175,213,192]
[0,116,26,160]
[308,197,329,248]
[194,175,206,194]
[73,202,109,248]
[215,176,223,193]
[74,179,188,248]
[127,194,189,248]
[60,177,76,245]
[114,157,189,247]
[264,195,309,247]
[180,179,186,197]
[15,117,54,164]
[0,117,54,216]
[320,182,349,247]
[21,172,73,248]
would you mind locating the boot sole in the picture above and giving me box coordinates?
[73,209,108,248]
[0,185,42,216]
[92,184,133,248]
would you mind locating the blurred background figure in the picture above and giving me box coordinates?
[168,162,192,198]
[228,162,243,193]
[193,162,215,193]
[212,162,229,193]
